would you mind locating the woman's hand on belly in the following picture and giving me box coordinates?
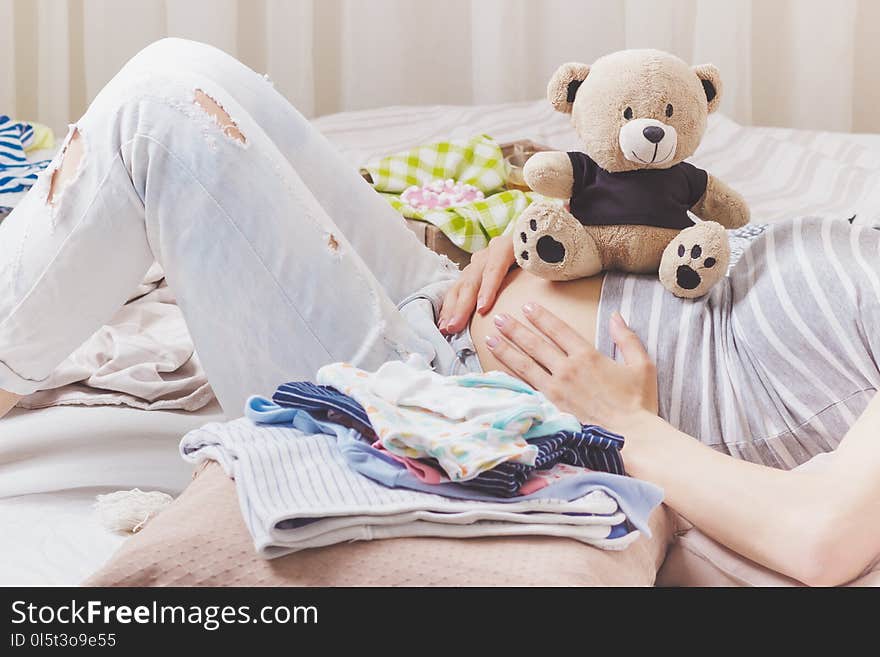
[438,233,515,335]
[481,302,659,433]
[470,268,604,377]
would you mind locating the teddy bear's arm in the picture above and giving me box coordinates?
[523,151,575,199]
[691,174,750,229]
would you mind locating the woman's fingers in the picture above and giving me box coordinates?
[609,311,652,367]
[444,275,480,334]
[438,286,458,332]
[440,235,515,333]
[485,334,552,390]
[521,302,590,355]
[493,313,565,372]
[442,238,513,332]
[476,236,515,314]
[476,260,508,315]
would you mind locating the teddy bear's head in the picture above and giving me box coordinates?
[549,49,722,173]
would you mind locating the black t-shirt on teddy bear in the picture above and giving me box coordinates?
[567,152,708,230]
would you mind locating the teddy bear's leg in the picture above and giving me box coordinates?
[588,225,680,273]
[658,221,731,298]
[513,203,602,281]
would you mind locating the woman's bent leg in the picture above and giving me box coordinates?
[0,53,437,415]
[121,38,458,304]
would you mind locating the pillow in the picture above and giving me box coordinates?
[84,461,674,587]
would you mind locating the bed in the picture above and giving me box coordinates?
[3,101,880,586]
[0,402,225,585]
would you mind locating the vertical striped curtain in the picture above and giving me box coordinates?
[1,0,879,137]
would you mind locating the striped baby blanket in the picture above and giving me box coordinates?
[0,116,54,216]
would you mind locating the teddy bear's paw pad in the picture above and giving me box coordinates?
[514,206,569,268]
[531,235,565,263]
[673,243,717,290]
[659,223,730,298]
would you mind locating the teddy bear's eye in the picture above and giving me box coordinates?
[666,103,674,118]
[623,107,633,120]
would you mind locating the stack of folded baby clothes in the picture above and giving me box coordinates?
[179,356,663,559]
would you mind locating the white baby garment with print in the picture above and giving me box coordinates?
[316,355,581,481]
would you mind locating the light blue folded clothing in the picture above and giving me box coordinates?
[245,395,664,536]
[182,413,648,557]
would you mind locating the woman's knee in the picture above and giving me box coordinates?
[90,40,205,106]
[101,38,230,100]
[127,37,227,74]
[107,39,248,123]
[86,42,246,138]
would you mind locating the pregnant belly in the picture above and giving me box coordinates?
[469,268,605,374]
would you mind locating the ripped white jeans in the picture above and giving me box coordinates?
[0,38,464,414]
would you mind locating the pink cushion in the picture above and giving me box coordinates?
[84,461,674,587]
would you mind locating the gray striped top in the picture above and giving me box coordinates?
[596,217,879,469]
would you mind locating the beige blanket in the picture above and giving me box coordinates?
[19,264,213,411]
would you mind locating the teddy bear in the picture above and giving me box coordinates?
[512,49,750,298]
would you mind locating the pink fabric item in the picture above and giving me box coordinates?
[372,441,446,484]
[521,463,592,494]
[371,442,594,497]
[400,179,484,210]
[518,476,548,495]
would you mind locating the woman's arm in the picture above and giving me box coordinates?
[487,303,880,586]
[620,403,880,586]
[0,389,20,419]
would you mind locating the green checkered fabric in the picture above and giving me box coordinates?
[364,135,557,252]
[379,189,547,252]
[365,134,507,194]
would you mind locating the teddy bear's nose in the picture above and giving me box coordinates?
[643,126,665,143]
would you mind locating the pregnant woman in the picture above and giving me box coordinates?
[1,39,877,586]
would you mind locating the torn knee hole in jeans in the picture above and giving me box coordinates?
[193,89,246,144]
[47,126,85,207]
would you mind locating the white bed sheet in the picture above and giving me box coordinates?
[1,402,225,586]
[2,490,130,586]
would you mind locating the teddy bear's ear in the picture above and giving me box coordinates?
[547,62,591,114]
[693,64,723,114]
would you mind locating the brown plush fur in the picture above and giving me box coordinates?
[591,224,681,272]
[515,49,749,298]
[522,152,573,198]
[516,202,602,280]
[565,49,714,173]
[658,221,731,299]
[693,175,750,229]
